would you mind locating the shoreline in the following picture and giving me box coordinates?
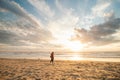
[0,57,120,62]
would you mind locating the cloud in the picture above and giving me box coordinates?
[0,0,55,47]
[28,0,54,18]
[76,0,114,30]
[92,0,111,18]
[0,29,23,46]
[103,11,115,21]
[0,7,7,12]
[0,18,54,46]
[55,0,73,15]
[0,0,41,27]
[73,18,120,46]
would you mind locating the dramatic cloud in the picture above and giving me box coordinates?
[0,0,55,46]
[0,19,54,46]
[0,0,41,27]
[73,18,120,46]
[72,0,119,46]
[0,30,19,45]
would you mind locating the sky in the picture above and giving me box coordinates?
[0,0,120,52]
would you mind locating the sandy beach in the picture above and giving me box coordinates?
[0,58,120,80]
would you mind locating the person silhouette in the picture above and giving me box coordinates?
[50,51,54,64]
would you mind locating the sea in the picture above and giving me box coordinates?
[0,52,120,62]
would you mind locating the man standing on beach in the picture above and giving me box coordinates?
[50,51,54,64]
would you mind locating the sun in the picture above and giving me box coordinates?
[66,41,83,52]
[52,31,83,52]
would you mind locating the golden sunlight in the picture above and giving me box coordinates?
[71,54,83,60]
[67,41,83,52]
[52,31,84,52]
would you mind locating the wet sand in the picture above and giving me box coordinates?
[0,58,120,80]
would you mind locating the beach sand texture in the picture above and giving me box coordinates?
[0,58,120,80]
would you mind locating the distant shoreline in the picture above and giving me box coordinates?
[0,57,120,63]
